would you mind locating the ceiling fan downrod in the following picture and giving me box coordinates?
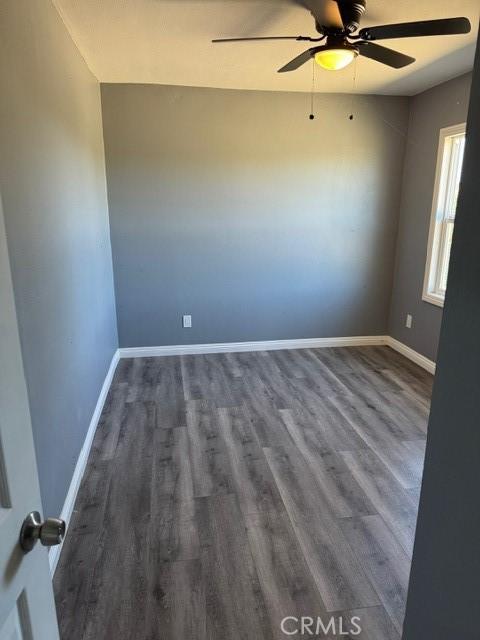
[336,0,367,34]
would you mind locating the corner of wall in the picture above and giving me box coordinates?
[50,0,99,81]
[386,93,415,337]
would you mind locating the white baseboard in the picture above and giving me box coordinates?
[385,337,436,374]
[119,336,435,373]
[119,335,389,359]
[49,349,120,575]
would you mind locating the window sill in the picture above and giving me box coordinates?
[422,292,445,308]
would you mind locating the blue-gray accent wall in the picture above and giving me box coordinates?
[101,83,409,348]
[0,0,118,517]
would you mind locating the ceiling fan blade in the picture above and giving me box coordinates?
[358,17,471,41]
[357,42,415,68]
[212,36,308,43]
[278,47,319,73]
[293,0,344,30]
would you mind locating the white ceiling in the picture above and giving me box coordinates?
[53,0,479,95]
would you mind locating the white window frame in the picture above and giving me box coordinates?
[423,122,466,307]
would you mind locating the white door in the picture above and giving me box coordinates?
[0,194,60,639]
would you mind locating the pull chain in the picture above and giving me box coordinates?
[349,57,358,120]
[309,59,316,120]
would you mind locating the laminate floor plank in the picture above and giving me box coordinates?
[288,400,369,453]
[244,508,328,638]
[240,376,295,448]
[124,357,149,402]
[328,349,431,434]
[244,359,292,411]
[150,426,199,563]
[217,406,285,516]
[270,349,307,379]
[93,381,128,462]
[181,354,242,408]
[300,348,353,396]
[324,349,400,396]
[380,368,432,412]
[144,559,206,640]
[186,399,233,498]
[370,347,434,396]
[340,516,411,634]
[54,532,98,640]
[77,402,155,640]
[203,353,248,408]
[279,409,376,518]
[55,346,431,640]
[220,352,244,379]
[152,495,200,563]
[340,449,419,557]
[382,390,430,436]
[264,445,381,612]
[151,355,186,427]
[66,457,113,537]
[334,377,425,442]
[151,425,194,502]
[314,347,358,375]
[264,349,350,409]
[196,494,274,640]
[330,394,426,489]
[180,354,204,401]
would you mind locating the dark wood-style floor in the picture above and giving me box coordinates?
[54,346,432,640]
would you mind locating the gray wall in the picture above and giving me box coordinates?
[0,0,118,517]
[388,73,472,362]
[403,41,480,639]
[102,83,409,348]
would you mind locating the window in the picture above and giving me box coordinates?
[423,123,466,307]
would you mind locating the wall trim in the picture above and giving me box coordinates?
[385,336,436,374]
[119,335,389,358]
[119,336,436,374]
[49,349,120,575]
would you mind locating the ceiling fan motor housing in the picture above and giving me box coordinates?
[324,34,357,51]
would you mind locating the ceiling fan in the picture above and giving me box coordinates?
[212,0,471,73]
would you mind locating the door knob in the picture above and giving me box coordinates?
[19,511,66,553]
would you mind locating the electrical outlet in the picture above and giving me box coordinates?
[406,314,413,329]
[183,315,192,329]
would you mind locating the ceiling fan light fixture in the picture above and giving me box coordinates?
[314,47,357,71]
